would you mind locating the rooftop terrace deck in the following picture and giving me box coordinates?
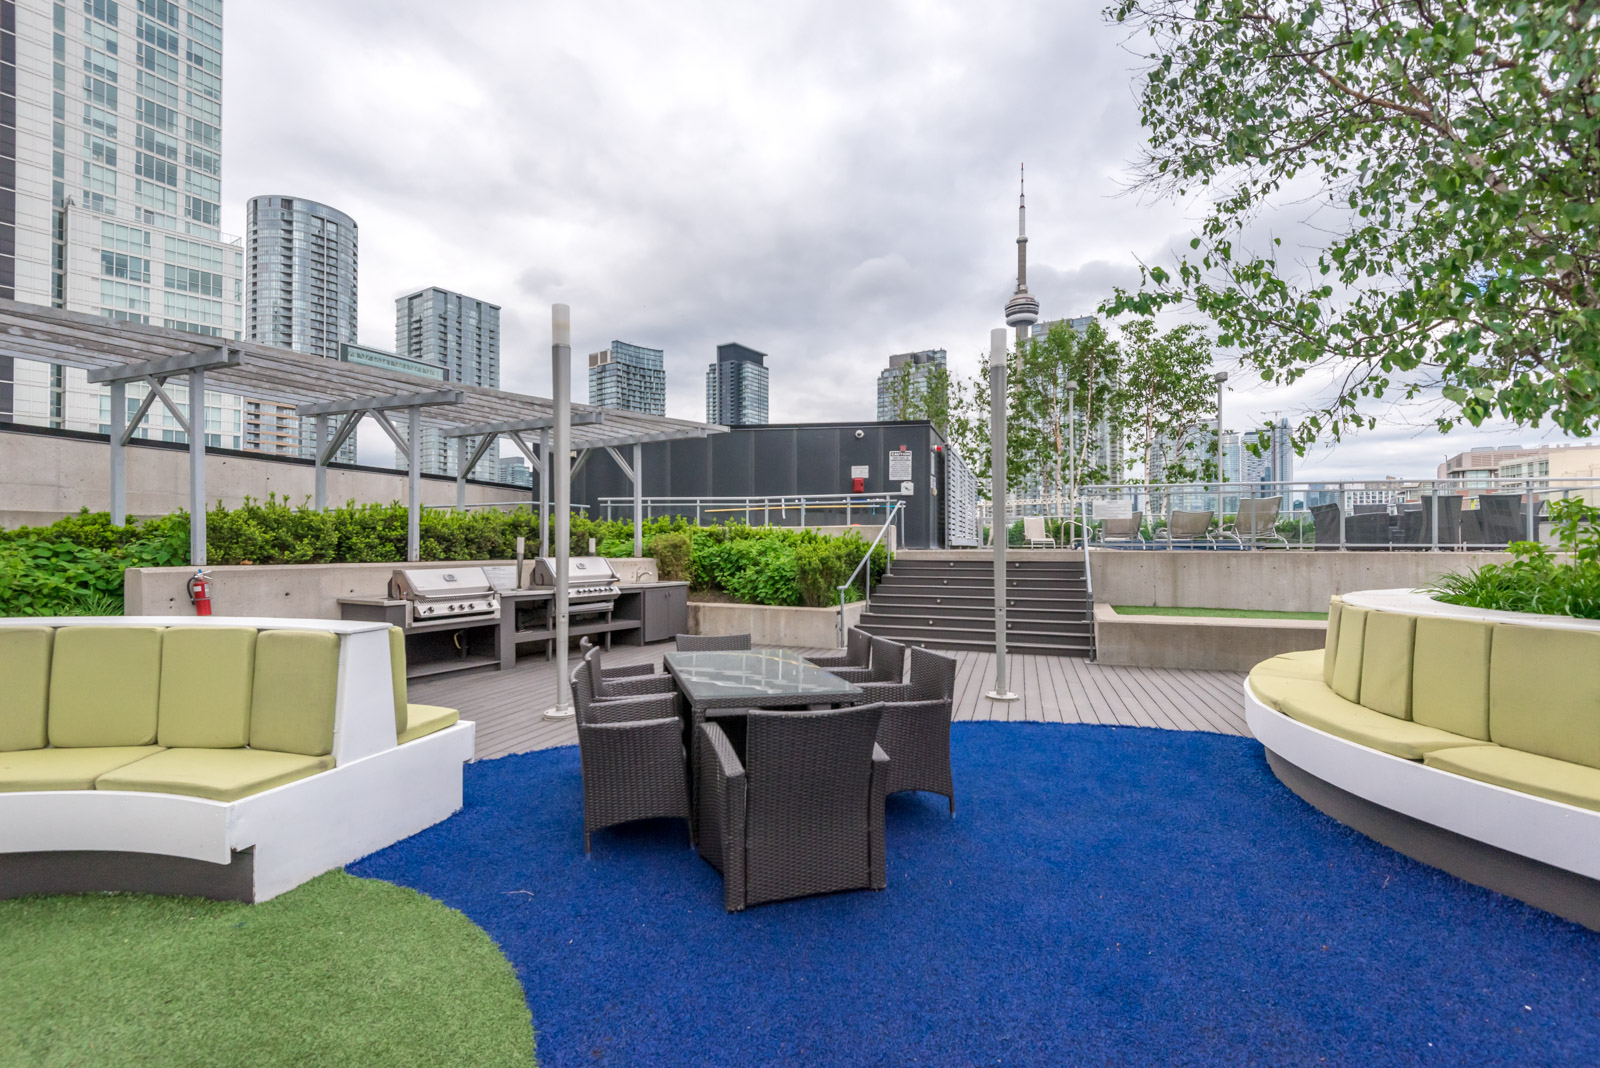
[409,642,1249,760]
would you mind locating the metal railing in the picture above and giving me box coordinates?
[977,477,1600,551]
[838,501,902,645]
[596,492,903,530]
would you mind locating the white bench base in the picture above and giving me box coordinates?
[1246,682,1600,930]
[0,721,474,903]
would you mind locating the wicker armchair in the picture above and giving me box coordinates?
[805,627,871,671]
[696,703,889,912]
[675,633,752,652]
[571,663,691,853]
[581,641,676,700]
[857,647,958,814]
[828,635,906,685]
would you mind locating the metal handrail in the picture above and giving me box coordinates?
[596,491,901,529]
[837,501,902,645]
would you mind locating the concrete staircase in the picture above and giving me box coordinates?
[857,554,1093,657]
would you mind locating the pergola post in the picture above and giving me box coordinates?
[633,442,643,557]
[545,304,574,720]
[407,404,422,563]
[539,427,550,558]
[109,378,126,525]
[313,415,328,511]
[189,368,207,566]
[456,436,468,512]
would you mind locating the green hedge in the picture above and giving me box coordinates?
[0,498,890,616]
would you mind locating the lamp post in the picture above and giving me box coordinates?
[986,327,1018,702]
[1213,370,1228,519]
[1065,380,1077,544]
[544,304,575,721]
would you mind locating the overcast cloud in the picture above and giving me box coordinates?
[221,0,1579,479]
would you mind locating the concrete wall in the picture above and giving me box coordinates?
[1087,549,1514,614]
[1092,604,1326,672]
[0,424,532,528]
[687,600,864,650]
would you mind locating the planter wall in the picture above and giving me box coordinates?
[687,600,865,650]
[1092,603,1325,672]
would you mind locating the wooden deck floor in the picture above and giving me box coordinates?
[409,642,1249,761]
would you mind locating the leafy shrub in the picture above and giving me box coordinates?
[646,531,691,582]
[1431,498,1600,619]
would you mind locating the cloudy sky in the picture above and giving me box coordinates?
[220,0,1578,479]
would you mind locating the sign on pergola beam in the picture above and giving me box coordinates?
[294,388,464,417]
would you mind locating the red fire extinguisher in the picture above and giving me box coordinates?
[187,568,213,617]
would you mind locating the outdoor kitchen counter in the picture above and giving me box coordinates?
[497,581,689,668]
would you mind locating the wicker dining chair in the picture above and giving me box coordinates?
[828,635,906,685]
[857,646,958,814]
[581,639,676,700]
[674,633,752,652]
[571,662,691,853]
[696,703,889,912]
[805,627,872,671]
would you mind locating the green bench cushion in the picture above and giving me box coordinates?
[1253,649,1324,679]
[0,746,164,792]
[1360,611,1415,719]
[1278,683,1488,761]
[1424,745,1600,815]
[97,747,334,802]
[1330,607,1366,703]
[389,627,408,737]
[158,627,256,749]
[1323,596,1343,688]
[48,627,164,748]
[1489,624,1600,770]
[0,628,52,751]
[400,704,459,745]
[250,630,340,758]
[1412,616,1493,740]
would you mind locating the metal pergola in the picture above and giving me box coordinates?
[0,300,726,564]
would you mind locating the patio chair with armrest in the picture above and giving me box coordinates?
[580,637,675,699]
[806,626,871,671]
[856,646,958,814]
[829,635,907,685]
[1221,496,1288,548]
[1166,509,1214,547]
[696,703,889,911]
[571,662,692,853]
[675,633,752,652]
[1022,515,1056,548]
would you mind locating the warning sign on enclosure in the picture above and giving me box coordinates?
[888,449,913,481]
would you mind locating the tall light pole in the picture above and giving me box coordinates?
[1214,370,1229,520]
[1065,380,1077,542]
[986,327,1018,702]
[544,304,575,721]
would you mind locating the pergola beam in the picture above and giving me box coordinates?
[442,411,604,439]
[294,388,464,418]
[87,344,237,383]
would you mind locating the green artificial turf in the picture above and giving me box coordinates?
[0,871,536,1068]
[1113,605,1329,621]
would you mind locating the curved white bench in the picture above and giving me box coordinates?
[0,616,475,903]
[1247,590,1600,930]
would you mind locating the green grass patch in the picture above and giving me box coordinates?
[0,871,535,1067]
[1113,605,1328,621]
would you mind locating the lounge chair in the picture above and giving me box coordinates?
[1022,515,1056,548]
[1099,511,1144,545]
[1222,496,1288,548]
[1166,509,1214,547]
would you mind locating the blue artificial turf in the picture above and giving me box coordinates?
[351,723,1600,1066]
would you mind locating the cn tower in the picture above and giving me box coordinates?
[1003,163,1041,345]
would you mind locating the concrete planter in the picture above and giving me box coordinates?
[688,600,865,650]
[1093,603,1326,672]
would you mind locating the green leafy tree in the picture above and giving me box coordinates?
[1105,2,1600,449]
[1010,320,1126,501]
[1118,318,1219,485]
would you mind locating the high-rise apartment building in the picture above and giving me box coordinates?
[4,0,246,449]
[705,342,768,427]
[588,340,665,415]
[876,349,945,421]
[395,286,501,474]
[243,196,357,461]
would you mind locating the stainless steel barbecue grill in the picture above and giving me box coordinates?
[389,566,502,627]
[530,556,621,614]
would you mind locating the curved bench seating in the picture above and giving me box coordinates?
[0,617,474,903]
[1246,590,1600,931]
